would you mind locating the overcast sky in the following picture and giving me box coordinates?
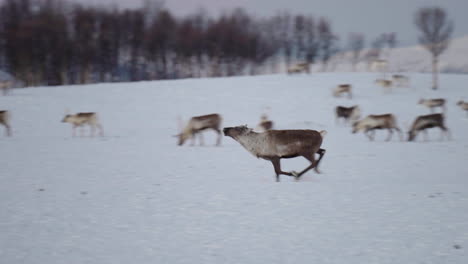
[68,0,468,46]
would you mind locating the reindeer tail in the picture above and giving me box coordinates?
[319,130,327,137]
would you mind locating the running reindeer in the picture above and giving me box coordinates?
[223,125,326,182]
[333,84,353,99]
[418,98,446,113]
[0,110,12,136]
[408,113,450,141]
[61,112,104,137]
[352,114,403,141]
[335,105,361,125]
[176,113,222,146]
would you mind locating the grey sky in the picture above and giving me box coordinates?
[72,0,468,46]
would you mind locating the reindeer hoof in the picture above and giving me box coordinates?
[291,171,300,178]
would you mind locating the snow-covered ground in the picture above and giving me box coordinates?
[1,73,468,263]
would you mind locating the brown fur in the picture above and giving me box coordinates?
[333,84,352,98]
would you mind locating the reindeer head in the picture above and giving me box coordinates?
[351,120,361,133]
[62,114,72,123]
[351,106,361,120]
[457,100,464,106]
[176,131,192,146]
[223,125,252,139]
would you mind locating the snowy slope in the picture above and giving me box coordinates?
[1,73,468,264]
[330,35,468,74]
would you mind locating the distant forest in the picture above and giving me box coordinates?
[0,0,348,86]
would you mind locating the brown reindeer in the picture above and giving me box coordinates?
[287,63,310,74]
[256,114,274,132]
[0,110,12,136]
[335,105,361,124]
[352,114,403,141]
[176,113,222,146]
[333,84,352,99]
[418,98,446,113]
[223,125,326,182]
[408,113,450,141]
[62,112,104,137]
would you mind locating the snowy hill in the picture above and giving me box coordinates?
[1,73,468,263]
[330,36,468,74]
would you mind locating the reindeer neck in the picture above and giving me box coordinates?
[235,131,269,157]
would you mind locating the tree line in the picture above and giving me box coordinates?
[0,0,341,86]
[0,1,454,90]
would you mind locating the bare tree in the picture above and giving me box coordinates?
[317,18,338,71]
[347,33,364,71]
[415,7,453,90]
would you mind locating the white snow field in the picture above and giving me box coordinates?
[1,73,468,264]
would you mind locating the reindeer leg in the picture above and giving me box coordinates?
[394,127,403,141]
[199,133,204,146]
[292,149,325,178]
[72,125,77,137]
[364,129,373,141]
[97,123,104,137]
[271,158,294,182]
[313,148,326,173]
[385,128,393,141]
[214,128,222,146]
[440,126,451,141]
[423,129,429,141]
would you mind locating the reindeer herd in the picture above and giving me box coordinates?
[334,78,459,142]
[1,74,468,182]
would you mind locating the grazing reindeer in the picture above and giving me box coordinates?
[392,74,410,87]
[223,125,326,182]
[287,63,310,74]
[352,114,403,141]
[456,101,468,117]
[418,98,446,113]
[333,84,352,99]
[408,113,450,141]
[335,105,361,124]
[0,80,12,96]
[176,113,222,146]
[0,110,12,136]
[61,112,104,137]
[256,114,274,132]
